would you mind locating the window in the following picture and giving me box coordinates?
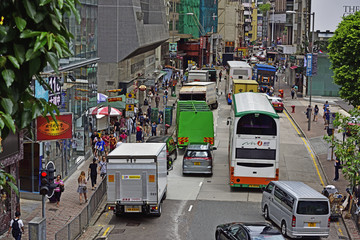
[274,187,285,203]
[265,182,274,193]
[297,201,329,215]
[235,227,248,239]
[229,224,241,235]
[236,114,277,135]
[185,150,210,158]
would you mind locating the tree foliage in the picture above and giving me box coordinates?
[258,3,271,14]
[0,167,18,196]
[324,109,360,187]
[328,11,360,107]
[0,0,80,141]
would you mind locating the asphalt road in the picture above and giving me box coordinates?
[96,80,349,240]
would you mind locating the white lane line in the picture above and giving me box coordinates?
[199,181,203,187]
[188,205,193,212]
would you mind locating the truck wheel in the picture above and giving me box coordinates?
[162,191,167,201]
[213,102,218,109]
[154,203,162,217]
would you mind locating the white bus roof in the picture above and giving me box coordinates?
[184,82,214,86]
[273,181,328,200]
[233,92,278,118]
[227,61,251,68]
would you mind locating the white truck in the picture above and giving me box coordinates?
[187,70,209,82]
[179,82,218,109]
[106,143,167,217]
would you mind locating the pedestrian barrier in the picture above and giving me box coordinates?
[55,179,107,240]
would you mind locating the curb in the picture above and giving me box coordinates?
[284,105,354,240]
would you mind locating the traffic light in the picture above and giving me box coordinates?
[47,162,57,196]
[39,170,49,195]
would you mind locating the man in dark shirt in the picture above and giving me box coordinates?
[88,158,98,190]
[90,131,98,154]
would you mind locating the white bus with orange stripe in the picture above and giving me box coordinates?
[228,92,280,188]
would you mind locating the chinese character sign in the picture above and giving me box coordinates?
[36,114,73,141]
[48,76,62,106]
[306,54,313,76]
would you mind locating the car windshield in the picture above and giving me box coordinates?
[271,98,282,103]
[185,150,209,158]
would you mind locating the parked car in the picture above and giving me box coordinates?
[146,135,177,170]
[266,96,284,113]
[182,143,214,175]
[215,222,285,240]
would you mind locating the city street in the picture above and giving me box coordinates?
[94,79,349,240]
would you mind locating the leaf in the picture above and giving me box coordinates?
[53,7,63,22]
[23,0,36,20]
[29,57,41,77]
[32,102,42,119]
[47,33,54,50]
[67,0,80,24]
[20,30,41,38]
[58,0,64,9]
[0,118,4,129]
[45,51,59,72]
[39,32,47,41]
[53,41,62,57]
[7,181,19,197]
[33,37,47,53]
[50,14,61,31]
[0,26,7,37]
[20,111,31,129]
[1,113,16,133]
[2,69,15,87]
[1,98,13,115]
[39,0,52,6]
[14,17,27,32]
[0,56,6,68]
[34,12,46,24]
[8,55,20,69]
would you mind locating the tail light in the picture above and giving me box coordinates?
[152,206,158,210]
[292,215,296,227]
[108,206,115,210]
[328,217,330,227]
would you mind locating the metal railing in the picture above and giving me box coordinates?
[55,179,107,240]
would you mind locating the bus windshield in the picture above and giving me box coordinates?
[236,114,277,135]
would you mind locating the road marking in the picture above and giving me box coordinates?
[283,111,325,187]
[336,222,344,235]
[102,227,110,237]
[188,205,193,212]
[199,182,203,187]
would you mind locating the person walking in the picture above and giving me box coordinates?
[54,174,64,207]
[151,122,157,136]
[136,124,143,143]
[155,94,160,108]
[333,157,341,181]
[219,70,222,82]
[120,130,128,143]
[323,101,329,123]
[313,105,319,122]
[109,132,117,151]
[77,171,88,204]
[88,158,98,190]
[99,156,107,180]
[8,211,24,240]
[306,105,312,120]
[163,88,168,105]
[291,88,295,99]
[102,132,110,155]
[95,137,105,157]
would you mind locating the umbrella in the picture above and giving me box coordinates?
[94,107,122,116]
[87,106,98,115]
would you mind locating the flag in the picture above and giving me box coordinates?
[319,49,323,53]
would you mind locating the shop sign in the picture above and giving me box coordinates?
[126,93,135,98]
[48,76,62,106]
[36,114,73,141]
[126,104,134,111]
[108,97,123,102]
[169,42,177,52]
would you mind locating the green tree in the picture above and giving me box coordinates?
[324,109,360,187]
[258,3,271,14]
[328,11,360,107]
[0,0,79,193]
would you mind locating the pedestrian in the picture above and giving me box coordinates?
[163,88,168,105]
[151,122,157,136]
[313,105,319,122]
[148,90,153,104]
[290,88,295,99]
[88,158,98,190]
[324,108,331,129]
[305,105,312,120]
[323,101,329,123]
[120,131,128,143]
[54,174,64,207]
[147,105,152,117]
[109,132,117,151]
[95,137,105,157]
[333,156,341,181]
[136,124,143,142]
[99,156,107,179]
[90,131,98,154]
[114,118,120,137]
[116,138,123,148]
[155,94,160,108]
[77,171,88,204]
[102,132,110,155]
[8,211,24,240]
[219,70,222,82]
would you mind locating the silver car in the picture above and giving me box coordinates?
[182,143,213,175]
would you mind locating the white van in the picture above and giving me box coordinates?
[261,181,330,238]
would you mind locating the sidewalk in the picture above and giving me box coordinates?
[277,75,360,240]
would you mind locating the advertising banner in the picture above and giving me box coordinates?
[37,114,73,141]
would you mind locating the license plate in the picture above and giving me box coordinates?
[125,206,141,212]
[307,222,316,227]
[249,184,259,188]
[194,162,201,165]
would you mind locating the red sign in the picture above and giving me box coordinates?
[108,97,123,102]
[199,37,204,49]
[36,114,72,141]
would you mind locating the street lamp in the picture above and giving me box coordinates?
[286,10,315,131]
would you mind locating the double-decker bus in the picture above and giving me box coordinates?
[228,92,280,188]
[225,61,252,103]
